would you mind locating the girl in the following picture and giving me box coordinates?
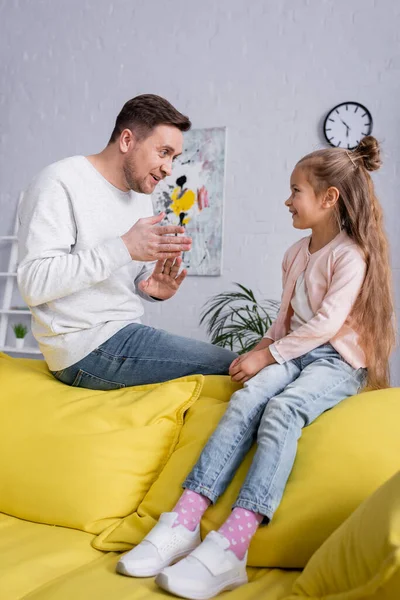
[117,136,395,599]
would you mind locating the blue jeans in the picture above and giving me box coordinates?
[51,323,237,389]
[183,343,367,520]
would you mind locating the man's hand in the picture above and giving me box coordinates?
[121,213,192,261]
[229,347,276,383]
[138,257,187,300]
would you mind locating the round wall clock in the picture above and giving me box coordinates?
[323,102,373,150]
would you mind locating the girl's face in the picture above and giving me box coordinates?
[285,166,329,230]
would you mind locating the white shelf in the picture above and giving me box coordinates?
[0,346,42,355]
[0,309,30,315]
[0,194,35,352]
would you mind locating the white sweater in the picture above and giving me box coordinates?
[17,156,157,371]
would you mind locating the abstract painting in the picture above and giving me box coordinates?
[152,127,226,276]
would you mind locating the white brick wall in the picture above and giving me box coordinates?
[1,0,400,382]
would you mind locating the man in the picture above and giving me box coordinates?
[17,94,236,389]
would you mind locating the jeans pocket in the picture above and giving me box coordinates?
[71,369,126,390]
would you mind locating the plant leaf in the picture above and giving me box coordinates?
[200,283,279,354]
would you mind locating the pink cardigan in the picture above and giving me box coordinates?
[266,230,367,369]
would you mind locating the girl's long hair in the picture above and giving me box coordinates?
[298,136,395,389]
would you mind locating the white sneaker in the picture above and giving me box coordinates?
[155,531,248,599]
[116,512,201,578]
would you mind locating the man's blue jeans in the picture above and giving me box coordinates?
[51,323,237,388]
[183,343,367,520]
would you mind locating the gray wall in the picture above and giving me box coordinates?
[1,0,400,381]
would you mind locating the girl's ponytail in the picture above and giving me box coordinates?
[353,136,382,172]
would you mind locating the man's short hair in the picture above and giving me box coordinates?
[108,94,191,143]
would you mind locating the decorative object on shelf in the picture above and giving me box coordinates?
[323,102,373,149]
[12,323,28,349]
[152,127,226,276]
[200,283,280,354]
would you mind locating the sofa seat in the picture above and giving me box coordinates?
[0,513,101,599]
[0,512,299,600]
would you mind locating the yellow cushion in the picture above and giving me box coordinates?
[286,470,400,600]
[94,381,400,570]
[93,376,240,550]
[0,354,202,535]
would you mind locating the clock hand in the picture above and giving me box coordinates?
[340,119,350,137]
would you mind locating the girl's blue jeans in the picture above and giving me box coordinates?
[183,343,367,520]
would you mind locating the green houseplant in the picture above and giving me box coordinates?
[12,323,28,349]
[200,283,280,354]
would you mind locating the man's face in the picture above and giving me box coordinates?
[123,125,183,194]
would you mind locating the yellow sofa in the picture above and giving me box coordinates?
[0,354,399,600]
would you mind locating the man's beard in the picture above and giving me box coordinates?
[123,157,141,192]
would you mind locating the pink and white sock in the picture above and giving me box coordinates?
[172,489,210,531]
[218,507,263,560]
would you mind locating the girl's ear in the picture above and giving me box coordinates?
[322,186,339,208]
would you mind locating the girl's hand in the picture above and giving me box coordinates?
[228,350,255,372]
[229,348,276,384]
[138,257,187,300]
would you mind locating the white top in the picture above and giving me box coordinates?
[289,271,315,332]
[269,271,315,364]
[17,156,157,371]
